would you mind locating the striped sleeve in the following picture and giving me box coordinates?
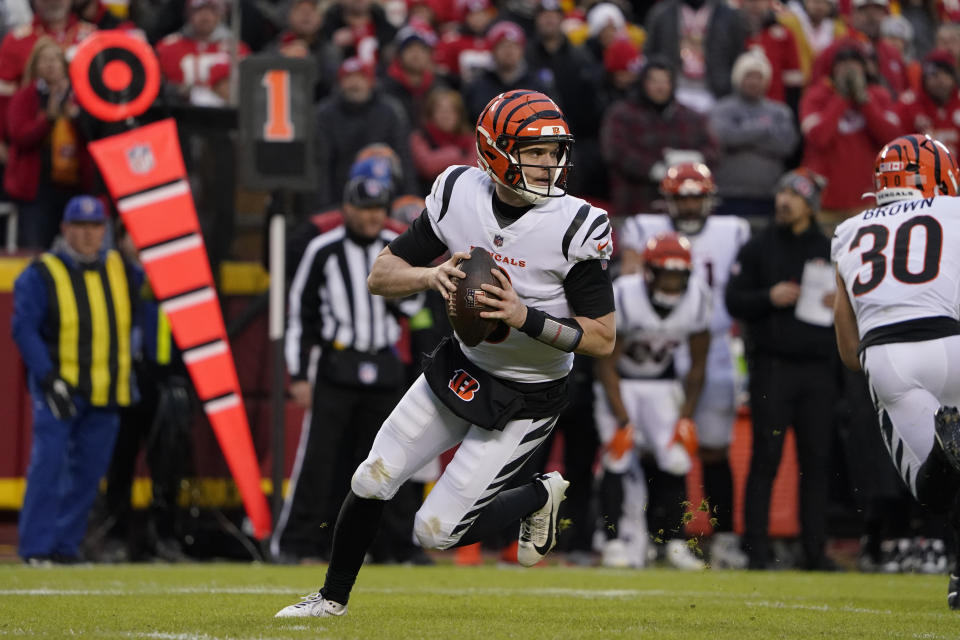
[285,230,340,379]
[424,165,471,245]
[561,203,613,267]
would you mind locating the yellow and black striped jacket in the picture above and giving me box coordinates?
[24,250,136,407]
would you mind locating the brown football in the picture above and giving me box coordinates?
[447,246,500,347]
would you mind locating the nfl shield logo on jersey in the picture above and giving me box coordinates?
[125,144,155,175]
[494,234,504,247]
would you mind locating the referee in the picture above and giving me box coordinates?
[271,177,422,563]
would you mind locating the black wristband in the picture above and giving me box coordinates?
[519,306,583,353]
[520,306,546,336]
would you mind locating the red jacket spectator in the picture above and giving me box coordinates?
[745,21,805,104]
[812,29,908,96]
[0,13,95,141]
[409,88,476,193]
[433,0,496,83]
[155,0,250,93]
[897,49,960,156]
[800,78,902,211]
[4,80,93,201]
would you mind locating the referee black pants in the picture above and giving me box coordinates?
[743,355,836,569]
[275,378,401,559]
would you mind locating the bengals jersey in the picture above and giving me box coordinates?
[423,165,613,383]
[832,195,960,338]
[613,272,712,380]
[619,214,749,333]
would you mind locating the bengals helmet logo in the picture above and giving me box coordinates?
[448,369,480,401]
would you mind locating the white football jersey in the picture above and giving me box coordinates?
[425,165,613,382]
[619,214,749,333]
[832,195,960,337]
[613,272,712,379]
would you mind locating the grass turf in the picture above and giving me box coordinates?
[0,562,956,639]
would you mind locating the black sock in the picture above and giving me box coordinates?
[600,471,625,540]
[454,480,546,547]
[321,491,386,605]
[916,439,960,511]
[643,457,687,541]
[702,460,734,532]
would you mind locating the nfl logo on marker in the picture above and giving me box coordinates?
[126,144,155,174]
[494,234,503,247]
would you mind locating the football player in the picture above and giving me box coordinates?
[833,133,960,610]
[594,232,711,569]
[618,162,750,568]
[275,89,615,618]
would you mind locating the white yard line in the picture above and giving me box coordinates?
[1,584,953,623]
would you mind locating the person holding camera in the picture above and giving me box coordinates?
[4,37,93,250]
[799,39,903,231]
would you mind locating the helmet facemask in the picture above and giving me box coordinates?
[477,128,574,204]
[645,265,691,312]
[666,194,711,235]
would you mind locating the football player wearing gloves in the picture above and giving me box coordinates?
[618,162,751,569]
[834,134,960,608]
[594,232,711,570]
[275,89,615,619]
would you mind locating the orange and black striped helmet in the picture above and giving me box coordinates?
[873,133,960,206]
[476,89,573,204]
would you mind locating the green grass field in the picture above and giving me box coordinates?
[1,562,957,639]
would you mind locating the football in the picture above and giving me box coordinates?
[447,247,500,347]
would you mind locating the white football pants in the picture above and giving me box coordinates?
[351,375,558,550]
[862,335,960,498]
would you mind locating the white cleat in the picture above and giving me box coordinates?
[274,592,347,618]
[601,539,632,569]
[518,471,569,567]
[709,532,749,570]
[665,539,706,570]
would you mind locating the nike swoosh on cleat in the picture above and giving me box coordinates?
[533,501,555,557]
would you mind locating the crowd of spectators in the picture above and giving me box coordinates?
[5,0,960,234]
[5,0,960,570]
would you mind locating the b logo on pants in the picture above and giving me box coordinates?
[448,369,480,401]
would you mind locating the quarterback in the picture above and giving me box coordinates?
[275,90,615,618]
[833,133,960,609]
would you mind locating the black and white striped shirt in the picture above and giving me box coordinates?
[286,225,416,380]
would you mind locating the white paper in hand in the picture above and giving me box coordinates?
[795,259,835,326]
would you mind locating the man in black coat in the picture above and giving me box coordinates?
[725,169,838,570]
[314,57,415,208]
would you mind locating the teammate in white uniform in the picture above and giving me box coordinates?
[595,232,711,569]
[275,90,616,618]
[833,133,960,609]
[618,162,750,568]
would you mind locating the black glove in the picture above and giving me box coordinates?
[41,372,77,420]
